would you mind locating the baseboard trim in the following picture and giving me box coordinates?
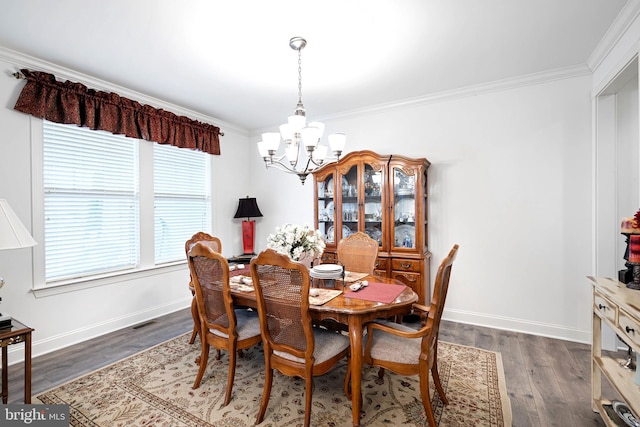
[443,308,591,345]
[7,298,191,365]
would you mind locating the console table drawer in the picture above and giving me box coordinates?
[594,292,617,324]
[619,308,640,348]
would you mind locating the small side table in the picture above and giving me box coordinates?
[0,319,33,403]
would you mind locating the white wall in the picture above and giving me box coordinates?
[250,75,594,343]
[0,48,251,363]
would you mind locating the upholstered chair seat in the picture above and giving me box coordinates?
[209,309,261,340]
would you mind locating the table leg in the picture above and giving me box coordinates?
[25,332,31,404]
[348,316,364,427]
[1,345,7,404]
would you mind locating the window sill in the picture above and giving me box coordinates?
[32,262,188,298]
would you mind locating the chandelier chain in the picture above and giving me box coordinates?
[297,48,303,105]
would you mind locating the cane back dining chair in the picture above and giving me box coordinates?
[186,232,222,345]
[357,244,459,426]
[337,231,378,275]
[250,249,351,427]
[187,241,262,406]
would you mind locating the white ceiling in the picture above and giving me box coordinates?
[0,0,629,132]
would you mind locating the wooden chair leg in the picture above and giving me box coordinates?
[189,296,200,345]
[419,370,437,427]
[304,377,313,427]
[224,345,237,406]
[431,346,448,404]
[256,366,273,425]
[431,365,448,404]
[192,342,210,389]
[344,360,352,400]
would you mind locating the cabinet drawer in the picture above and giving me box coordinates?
[619,308,640,349]
[391,259,421,272]
[374,257,388,270]
[594,292,617,325]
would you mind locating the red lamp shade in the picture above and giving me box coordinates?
[233,197,263,255]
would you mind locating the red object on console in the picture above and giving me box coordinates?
[242,220,256,255]
[630,235,640,263]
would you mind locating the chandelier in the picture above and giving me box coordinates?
[257,37,346,184]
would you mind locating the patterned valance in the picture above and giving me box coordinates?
[13,69,222,155]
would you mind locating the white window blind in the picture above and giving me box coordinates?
[154,143,211,264]
[43,121,139,283]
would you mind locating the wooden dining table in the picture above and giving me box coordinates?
[229,271,418,427]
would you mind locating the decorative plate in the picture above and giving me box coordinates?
[613,401,640,427]
[326,178,334,196]
[365,226,382,244]
[325,201,334,220]
[342,225,351,238]
[327,226,334,242]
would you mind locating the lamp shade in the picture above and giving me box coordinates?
[0,199,37,250]
[233,197,263,220]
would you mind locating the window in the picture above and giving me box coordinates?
[154,143,211,264]
[41,121,211,286]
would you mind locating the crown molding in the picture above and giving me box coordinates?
[587,0,640,72]
[0,45,247,137]
[314,64,591,124]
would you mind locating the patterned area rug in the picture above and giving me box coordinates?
[36,333,512,426]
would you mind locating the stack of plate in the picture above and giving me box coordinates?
[310,263,344,279]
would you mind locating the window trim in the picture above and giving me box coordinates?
[30,117,213,296]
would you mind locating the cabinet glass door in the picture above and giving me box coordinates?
[317,173,335,244]
[363,163,383,247]
[340,165,359,239]
[392,167,416,249]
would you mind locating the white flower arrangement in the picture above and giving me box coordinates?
[266,223,325,262]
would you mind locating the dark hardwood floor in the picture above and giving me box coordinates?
[6,309,619,426]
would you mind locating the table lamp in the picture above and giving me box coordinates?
[233,196,263,255]
[0,199,37,328]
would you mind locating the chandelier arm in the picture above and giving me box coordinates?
[308,157,324,168]
[265,156,315,176]
[289,139,301,169]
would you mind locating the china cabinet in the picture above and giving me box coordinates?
[313,150,431,304]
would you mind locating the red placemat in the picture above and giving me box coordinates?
[344,282,406,304]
